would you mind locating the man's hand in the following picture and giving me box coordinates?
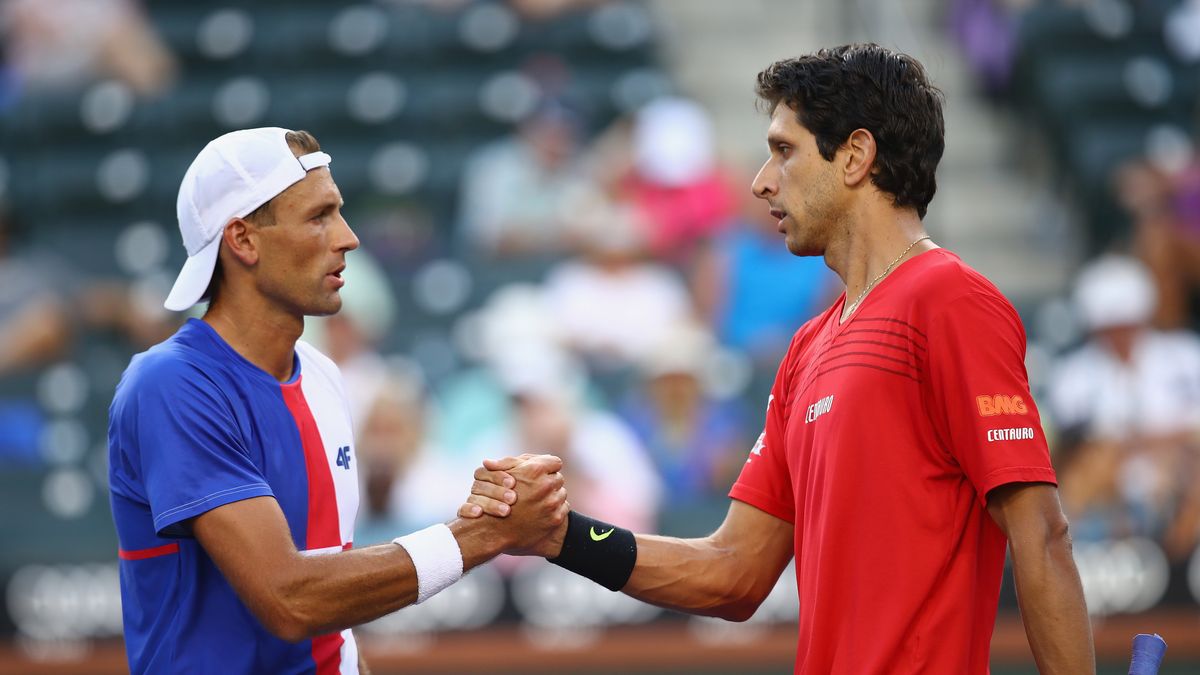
[481,454,568,555]
[457,454,544,519]
[459,454,569,558]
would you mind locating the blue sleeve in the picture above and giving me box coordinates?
[124,357,274,537]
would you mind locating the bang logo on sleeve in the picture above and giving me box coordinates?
[976,394,1027,417]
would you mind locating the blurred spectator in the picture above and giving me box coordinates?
[302,249,478,544]
[1,0,176,98]
[619,321,749,508]
[0,210,178,464]
[0,212,70,465]
[468,345,661,535]
[1118,159,1200,331]
[303,249,398,425]
[0,210,177,375]
[592,98,737,263]
[354,366,468,545]
[457,102,595,258]
[1049,255,1200,558]
[948,0,1020,96]
[691,192,839,366]
[542,200,692,368]
[0,217,73,378]
[432,283,564,456]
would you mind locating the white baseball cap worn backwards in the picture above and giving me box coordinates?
[164,127,332,311]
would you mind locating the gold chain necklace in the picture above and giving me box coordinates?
[843,235,931,318]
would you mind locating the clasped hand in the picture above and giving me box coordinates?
[459,453,568,557]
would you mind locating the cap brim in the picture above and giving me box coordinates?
[164,235,221,312]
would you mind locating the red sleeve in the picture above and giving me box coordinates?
[728,333,799,524]
[924,290,1057,506]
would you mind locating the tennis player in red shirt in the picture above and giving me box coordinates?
[469,43,1095,674]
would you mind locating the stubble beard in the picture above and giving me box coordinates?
[784,173,841,258]
[784,208,835,258]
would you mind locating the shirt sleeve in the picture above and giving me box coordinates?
[126,360,274,537]
[729,335,798,524]
[924,291,1057,506]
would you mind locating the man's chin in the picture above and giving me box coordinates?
[305,296,343,317]
[785,235,822,258]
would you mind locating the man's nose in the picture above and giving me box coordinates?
[336,215,359,252]
[751,159,776,199]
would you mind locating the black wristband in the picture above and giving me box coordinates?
[549,511,636,591]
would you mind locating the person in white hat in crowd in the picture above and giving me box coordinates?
[619,321,750,519]
[1049,254,1200,558]
[106,127,568,675]
[469,343,662,544]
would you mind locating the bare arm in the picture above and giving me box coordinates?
[621,500,794,621]
[466,459,796,625]
[192,456,566,642]
[0,296,71,375]
[987,483,1095,675]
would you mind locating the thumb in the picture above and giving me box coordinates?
[483,456,522,471]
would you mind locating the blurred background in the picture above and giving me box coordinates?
[1,0,1199,672]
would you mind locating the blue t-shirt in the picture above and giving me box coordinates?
[108,319,361,675]
[717,228,836,356]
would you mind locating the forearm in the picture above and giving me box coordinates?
[622,533,776,621]
[274,543,419,638]
[1011,527,1096,674]
[269,519,504,640]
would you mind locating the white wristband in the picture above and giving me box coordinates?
[393,523,464,604]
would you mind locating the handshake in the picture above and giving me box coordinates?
[455,453,571,559]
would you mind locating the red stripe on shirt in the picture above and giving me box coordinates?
[280,376,343,675]
[118,543,180,560]
[311,632,343,675]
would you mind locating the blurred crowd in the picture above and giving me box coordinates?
[2,0,1200,634]
[948,0,1200,576]
[0,0,839,554]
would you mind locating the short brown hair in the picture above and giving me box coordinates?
[203,129,322,303]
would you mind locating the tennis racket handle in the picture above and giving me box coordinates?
[1129,633,1167,675]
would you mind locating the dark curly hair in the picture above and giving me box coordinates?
[756,44,944,218]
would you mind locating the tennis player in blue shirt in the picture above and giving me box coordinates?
[108,127,567,675]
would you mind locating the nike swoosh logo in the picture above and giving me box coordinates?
[589,527,613,541]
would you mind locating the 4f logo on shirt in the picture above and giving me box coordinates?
[335,445,351,470]
[976,394,1028,417]
[805,394,834,423]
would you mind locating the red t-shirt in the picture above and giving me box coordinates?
[730,248,1056,674]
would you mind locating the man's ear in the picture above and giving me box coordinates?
[842,128,877,188]
[222,218,259,266]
